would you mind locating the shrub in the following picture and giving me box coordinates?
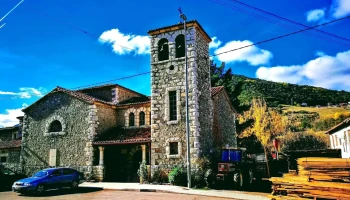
[280,131,328,152]
[151,167,168,184]
[137,161,148,184]
[168,166,187,186]
[192,168,205,188]
[204,169,216,188]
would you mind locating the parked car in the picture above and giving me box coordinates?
[0,165,27,191]
[12,167,81,194]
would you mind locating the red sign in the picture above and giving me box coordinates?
[273,139,280,151]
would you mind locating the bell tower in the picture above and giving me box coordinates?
[148,20,213,169]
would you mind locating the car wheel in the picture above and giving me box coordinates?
[71,180,79,190]
[36,184,45,194]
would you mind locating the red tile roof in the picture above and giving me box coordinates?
[325,118,350,134]
[211,86,224,97]
[92,127,151,145]
[22,86,114,112]
[0,140,21,149]
[116,96,151,106]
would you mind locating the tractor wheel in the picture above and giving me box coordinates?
[233,172,244,190]
[245,169,254,189]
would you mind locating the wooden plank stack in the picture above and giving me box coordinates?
[269,157,350,200]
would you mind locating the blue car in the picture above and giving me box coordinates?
[12,167,81,194]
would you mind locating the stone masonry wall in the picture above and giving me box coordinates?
[0,128,18,141]
[212,92,237,148]
[194,28,213,157]
[116,105,151,127]
[81,88,114,102]
[95,104,117,134]
[21,92,94,176]
[150,24,213,170]
[116,88,143,103]
[1,149,21,172]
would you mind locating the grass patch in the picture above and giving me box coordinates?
[281,105,350,119]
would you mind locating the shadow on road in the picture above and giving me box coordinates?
[16,187,103,197]
[214,180,272,193]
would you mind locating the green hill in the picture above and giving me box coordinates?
[210,62,350,111]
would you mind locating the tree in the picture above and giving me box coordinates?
[280,130,328,152]
[238,98,286,177]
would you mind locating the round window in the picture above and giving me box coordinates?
[169,65,175,70]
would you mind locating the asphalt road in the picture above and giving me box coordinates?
[0,188,239,200]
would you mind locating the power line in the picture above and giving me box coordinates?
[211,0,350,47]
[228,0,350,43]
[212,15,350,57]
[71,71,150,89]
[0,72,150,100]
[1,11,349,100]
[23,5,133,51]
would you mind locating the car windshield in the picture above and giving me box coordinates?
[32,170,48,177]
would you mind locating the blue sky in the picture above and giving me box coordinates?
[1,0,350,127]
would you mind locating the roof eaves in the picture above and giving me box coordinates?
[22,86,100,112]
[325,118,350,134]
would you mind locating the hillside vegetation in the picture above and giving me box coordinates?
[210,62,350,111]
[282,105,350,119]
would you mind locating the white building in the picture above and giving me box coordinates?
[325,118,350,158]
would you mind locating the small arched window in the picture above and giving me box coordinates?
[175,34,185,58]
[49,120,62,132]
[129,113,135,127]
[139,112,145,126]
[158,38,169,61]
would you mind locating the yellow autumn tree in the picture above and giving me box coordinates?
[239,98,286,177]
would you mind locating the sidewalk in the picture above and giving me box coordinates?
[79,182,269,200]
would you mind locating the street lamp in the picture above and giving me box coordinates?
[179,9,191,189]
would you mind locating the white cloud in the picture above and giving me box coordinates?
[99,28,150,55]
[214,40,273,66]
[306,9,325,22]
[209,37,222,49]
[0,87,46,99]
[306,0,350,22]
[256,50,350,91]
[332,0,350,18]
[0,104,27,128]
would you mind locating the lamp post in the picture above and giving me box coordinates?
[179,10,191,189]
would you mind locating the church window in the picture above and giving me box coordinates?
[49,120,62,132]
[129,113,135,127]
[169,142,179,155]
[175,34,185,58]
[169,91,177,121]
[158,38,169,61]
[139,111,145,126]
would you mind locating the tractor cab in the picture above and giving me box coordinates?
[216,147,255,189]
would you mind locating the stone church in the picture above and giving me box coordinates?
[16,20,237,182]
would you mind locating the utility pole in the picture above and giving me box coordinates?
[179,8,191,189]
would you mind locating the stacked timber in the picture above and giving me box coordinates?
[268,157,350,200]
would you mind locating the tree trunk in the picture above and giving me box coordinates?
[264,147,271,178]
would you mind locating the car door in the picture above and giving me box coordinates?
[61,168,74,187]
[48,169,63,189]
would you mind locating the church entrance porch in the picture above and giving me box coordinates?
[103,143,149,182]
[92,127,151,182]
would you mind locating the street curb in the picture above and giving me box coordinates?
[81,186,246,199]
